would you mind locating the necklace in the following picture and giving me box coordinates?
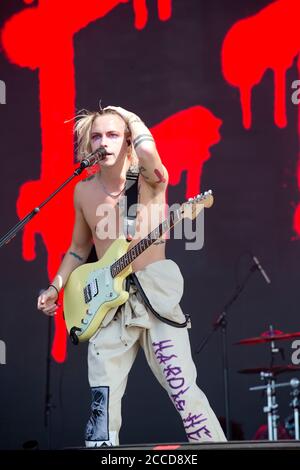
[99,178,126,198]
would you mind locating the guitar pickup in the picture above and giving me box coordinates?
[91,278,99,297]
[83,284,92,303]
[83,278,99,304]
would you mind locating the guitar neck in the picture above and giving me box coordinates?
[110,207,183,278]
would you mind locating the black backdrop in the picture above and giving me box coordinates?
[0,0,299,449]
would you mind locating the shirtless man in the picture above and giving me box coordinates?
[37,106,226,446]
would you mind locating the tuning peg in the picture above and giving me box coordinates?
[188,197,194,203]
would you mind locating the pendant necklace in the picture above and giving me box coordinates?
[99,178,126,198]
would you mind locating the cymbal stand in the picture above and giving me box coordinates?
[267,325,285,365]
[275,378,300,440]
[290,378,300,440]
[250,371,279,440]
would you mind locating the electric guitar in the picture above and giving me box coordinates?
[63,191,214,343]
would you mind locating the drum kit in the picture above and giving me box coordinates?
[236,325,300,441]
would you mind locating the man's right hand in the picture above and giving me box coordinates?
[37,286,60,316]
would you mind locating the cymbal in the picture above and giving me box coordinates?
[238,365,300,376]
[235,330,300,345]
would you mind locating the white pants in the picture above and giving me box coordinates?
[85,260,226,446]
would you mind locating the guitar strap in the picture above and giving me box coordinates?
[127,273,189,328]
[122,169,139,240]
[123,170,188,329]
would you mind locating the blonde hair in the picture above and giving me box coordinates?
[74,109,138,173]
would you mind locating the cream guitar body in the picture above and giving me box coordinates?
[64,238,132,343]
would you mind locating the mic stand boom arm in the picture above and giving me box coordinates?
[196,262,260,440]
[0,150,103,248]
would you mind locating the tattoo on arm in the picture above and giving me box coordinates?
[69,251,84,262]
[133,134,154,150]
[139,166,166,184]
[154,169,167,184]
[139,165,149,180]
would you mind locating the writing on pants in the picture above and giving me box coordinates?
[153,339,212,439]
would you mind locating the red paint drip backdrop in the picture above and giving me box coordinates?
[1,0,299,361]
[222,0,300,235]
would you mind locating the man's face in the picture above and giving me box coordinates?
[90,114,128,167]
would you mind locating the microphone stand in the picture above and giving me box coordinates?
[45,309,54,449]
[196,263,260,440]
[0,148,104,449]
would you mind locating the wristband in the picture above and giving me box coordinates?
[49,284,59,298]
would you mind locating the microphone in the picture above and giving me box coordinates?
[80,146,108,169]
[252,255,271,284]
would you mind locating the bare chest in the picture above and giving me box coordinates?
[79,177,167,265]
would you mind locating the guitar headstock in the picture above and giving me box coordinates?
[181,190,214,220]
